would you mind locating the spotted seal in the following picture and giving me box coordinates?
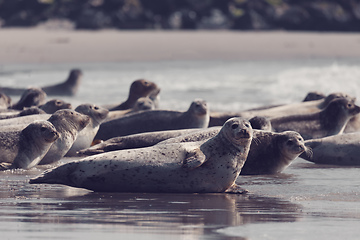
[105,97,155,122]
[30,117,253,193]
[65,104,109,157]
[107,79,160,111]
[38,109,90,165]
[0,69,82,96]
[0,120,59,170]
[300,132,360,165]
[78,116,271,156]
[41,69,82,96]
[270,97,360,140]
[209,92,354,127]
[10,87,47,110]
[240,131,308,175]
[95,99,209,141]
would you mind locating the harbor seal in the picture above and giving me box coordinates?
[270,97,360,140]
[41,69,83,96]
[105,97,155,122]
[95,99,209,140]
[0,120,59,170]
[240,131,308,175]
[208,92,354,127]
[10,87,47,110]
[39,99,72,114]
[0,69,82,96]
[38,109,90,165]
[65,104,109,157]
[300,132,360,165]
[108,79,160,111]
[78,116,271,156]
[30,117,253,193]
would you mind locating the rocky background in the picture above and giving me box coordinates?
[0,0,360,31]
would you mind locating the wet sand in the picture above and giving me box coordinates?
[0,28,360,64]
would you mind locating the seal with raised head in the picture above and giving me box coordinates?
[108,79,160,111]
[65,104,109,157]
[39,99,72,114]
[38,109,90,165]
[95,99,209,141]
[240,131,308,175]
[300,132,360,165]
[0,69,82,96]
[78,116,271,156]
[41,69,82,96]
[208,92,354,127]
[105,97,155,122]
[270,97,360,140]
[10,87,47,110]
[0,120,59,170]
[30,117,253,193]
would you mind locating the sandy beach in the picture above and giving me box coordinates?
[0,28,360,64]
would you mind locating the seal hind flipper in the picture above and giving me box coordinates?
[29,162,79,187]
[225,184,249,194]
[0,163,13,171]
[182,148,206,169]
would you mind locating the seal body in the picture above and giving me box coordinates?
[10,87,47,110]
[65,104,109,156]
[30,117,253,193]
[0,120,59,170]
[95,99,209,140]
[300,133,360,165]
[209,92,353,127]
[270,98,360,140]
[105,97,155,122]
[38,109,90,165]
[108,79,160,111]
[41,69,82,96]
[240,131,308,175]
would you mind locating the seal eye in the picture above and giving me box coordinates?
[40,127,48,132]
[231,123,239,129]
[286,140,294,146]
[94,106,99,110]
[347,103,354,108]
[56,101,61,105]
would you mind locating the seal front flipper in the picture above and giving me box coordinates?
[0,163,13,171]
[182,148,206,169]
[225,184,249,194]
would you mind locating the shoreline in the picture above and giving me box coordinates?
[0,28,360,64]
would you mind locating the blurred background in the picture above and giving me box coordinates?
[1,0,360,31]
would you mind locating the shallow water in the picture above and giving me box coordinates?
[1,58,360,240]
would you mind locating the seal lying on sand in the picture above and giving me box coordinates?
[209,92,354,127]
[105,97,155,122]
[10,87,47,110]
[39,99,72,114]
[0,120,59,170]
[107,79,160,111]
[0,69,82,96]
[300,133,360,165]
[38,109,90,165]
[65,104,109,157]
[240,131,308,175]
[41,69,83,96]
[30,117,253,193]
[95,99,210,140]
[270,97,360,140]
[78,116,271,156]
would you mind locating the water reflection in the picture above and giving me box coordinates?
[0,168,303,240]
